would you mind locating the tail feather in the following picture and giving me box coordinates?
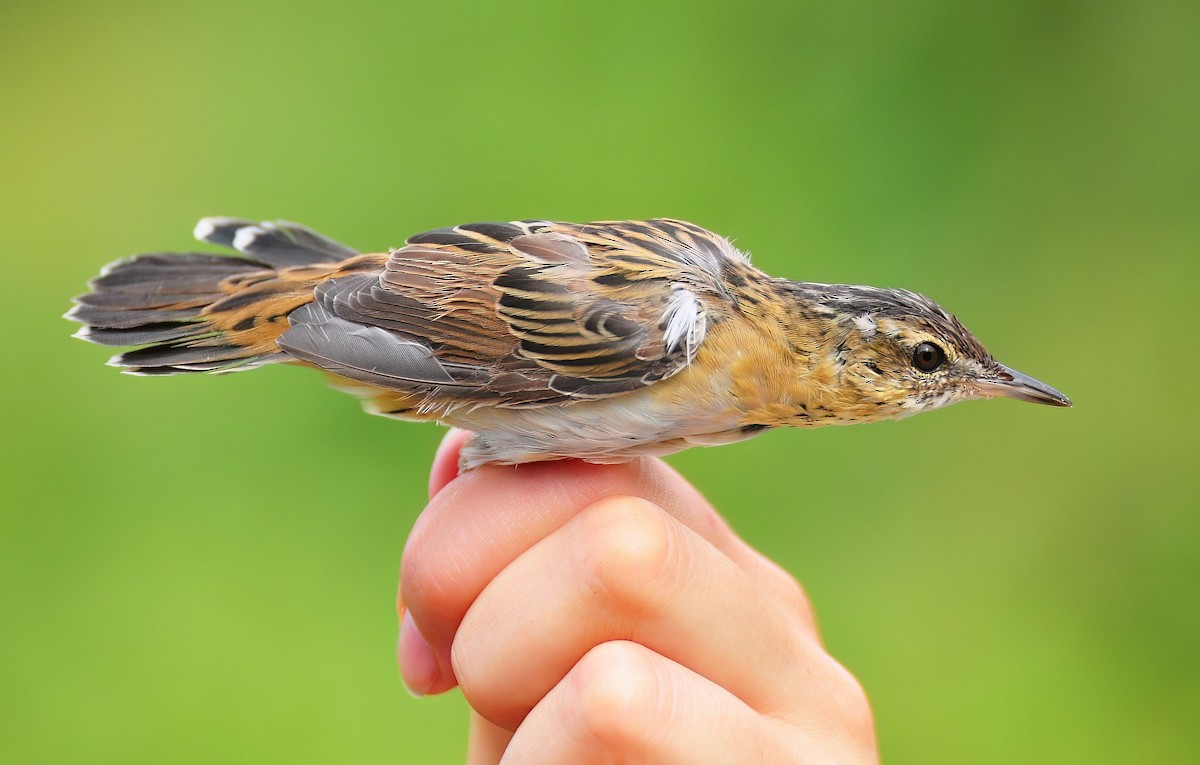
[89,252,265,294]
[74,290,221,310]
[79,322,213,347]
[110,343,287,373]
[193,218,358,267]
[70,305,210,331]
[68,218,361,375]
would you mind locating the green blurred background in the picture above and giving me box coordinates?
[2,0,1197,762]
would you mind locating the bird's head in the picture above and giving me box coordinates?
[787,283,1071,423]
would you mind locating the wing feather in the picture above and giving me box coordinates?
[280,219,746,409]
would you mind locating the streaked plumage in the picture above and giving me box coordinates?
[67,217,1070,467]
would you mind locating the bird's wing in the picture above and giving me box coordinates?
[278,219,748,408]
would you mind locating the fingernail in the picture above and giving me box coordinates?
[398,611,439,698]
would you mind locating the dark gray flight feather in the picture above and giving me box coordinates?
[278,301,490,389]
[194,218,359,268]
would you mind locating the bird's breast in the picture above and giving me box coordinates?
[678,309,830,428]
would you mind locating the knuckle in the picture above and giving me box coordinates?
[570,641,666,749]
[824,657,875,740]
[756,556,816,626]
[576,496,678,613]
[775,567,815,621]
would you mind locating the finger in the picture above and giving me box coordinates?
[401,457,778,695]
[452,496,838,729]
[393,431,468,695]
[403,458,815,690]
[499,641,803,765]
[397,428,472,695]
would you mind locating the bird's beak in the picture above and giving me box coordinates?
[977,364,1072,407]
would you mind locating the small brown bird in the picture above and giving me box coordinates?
[67,217,1070,467]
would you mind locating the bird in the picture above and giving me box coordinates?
[67,217,1071,468]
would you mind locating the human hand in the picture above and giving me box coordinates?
[398,429,879,764]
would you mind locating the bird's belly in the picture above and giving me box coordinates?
[448,389,747,468]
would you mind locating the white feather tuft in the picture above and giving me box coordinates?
[660,286,706,359]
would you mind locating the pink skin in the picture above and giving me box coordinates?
[398,429,879,764]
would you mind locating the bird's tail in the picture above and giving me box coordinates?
[67,218,362,375]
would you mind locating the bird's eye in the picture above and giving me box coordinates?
[912,342,945,372]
